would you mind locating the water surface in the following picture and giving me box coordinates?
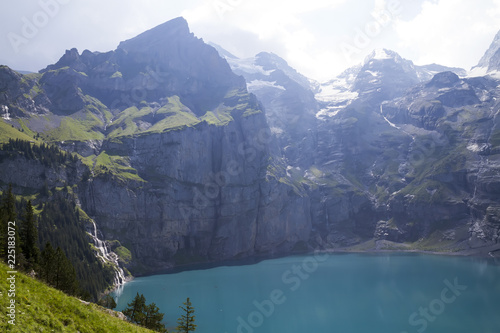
[113,253,500,332]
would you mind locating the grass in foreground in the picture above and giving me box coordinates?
[0,263,153,332]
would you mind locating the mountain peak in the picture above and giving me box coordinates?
[364,49,402,63]
[118,17,191,52]
[475,29,500,72]
[254,52,315,91]
[254,52,291,73]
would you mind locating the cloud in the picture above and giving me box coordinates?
[393,0,500,69]
[0,0,498,80]
[183,0,348,80]
[0,0,194,71]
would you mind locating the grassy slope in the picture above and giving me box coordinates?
[108,96,201,138]
[44,110,106,142]
[0,120,38,143]
[80,151,145,182]
[0,263,152,333]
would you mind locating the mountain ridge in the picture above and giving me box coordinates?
[1,19,500,289]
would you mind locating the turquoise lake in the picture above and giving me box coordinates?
[112,253,500,332]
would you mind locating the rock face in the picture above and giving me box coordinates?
[0,17,314,273]
[218,50,319,168]
[78,112,312,271]
[476,30,500,72]
[39,17,245,116]
[215,40,500,253]
[2,21,500,275]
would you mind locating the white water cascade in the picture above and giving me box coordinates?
[89,220,126,287]
[2,105,10,120]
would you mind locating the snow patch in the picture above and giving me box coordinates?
[467,143,489,153]
[487,70,500,79]
[466,67,500,80]
[373,49,392,60]
[247,80,285,91]
[316,84,358,103]
[286,166,301,178]
[315,76,359,119]
[270,127,284,135]
[227,57,274,76]
[316,107,343,118]
[363,48,395,65]
[467,67,489,78]
[365,70,380,77]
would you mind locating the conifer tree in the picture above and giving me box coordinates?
[123,292,147,325]
[54,246,79,295]
[123,293,168,332]
[40,242,79,295]
[0,184,21,263]
[144,302,168,332]
[41,241,56,284]
[21,200,39,267]
[176,297,197,332]
[0,191,4,260]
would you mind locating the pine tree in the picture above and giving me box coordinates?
[41,242,56,284]
[123,293,168,332]
[54,246,79,295]
[54,247,65,289]
[123,292,147,325]
[40,242,79,295]
[143,302,168,332]
[176,297,197,333]
[0,190,4,260]
[21,200,39,267]
[0,184,21,263]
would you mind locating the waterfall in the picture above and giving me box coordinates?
[2,105,10,120]
[88,220,126,287]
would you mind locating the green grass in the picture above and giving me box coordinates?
[15,119,37,138]
[0,120,39,143]
[223,89,263,118]
[147,100,199,132]
[108,107,142,138]
[33,93,110,142]
[93,151,145,182]
[110,71,123,79]
[20,72,42,82]
[114,246,133,265]
[28,84,43,99]
[398,179,449,203]
[20,73,42,99]
[0,263,153,332]
[109,96,201,138]
[200,110,233,126]
[45,111,105,141]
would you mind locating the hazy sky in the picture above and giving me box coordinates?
[0,0,499,81]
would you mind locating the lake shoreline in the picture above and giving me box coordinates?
[112,247,500,333]
[125,239,500,281]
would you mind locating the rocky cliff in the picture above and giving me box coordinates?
[1,19,500,279]
[0,17,313,274]
[216,42,500,254]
